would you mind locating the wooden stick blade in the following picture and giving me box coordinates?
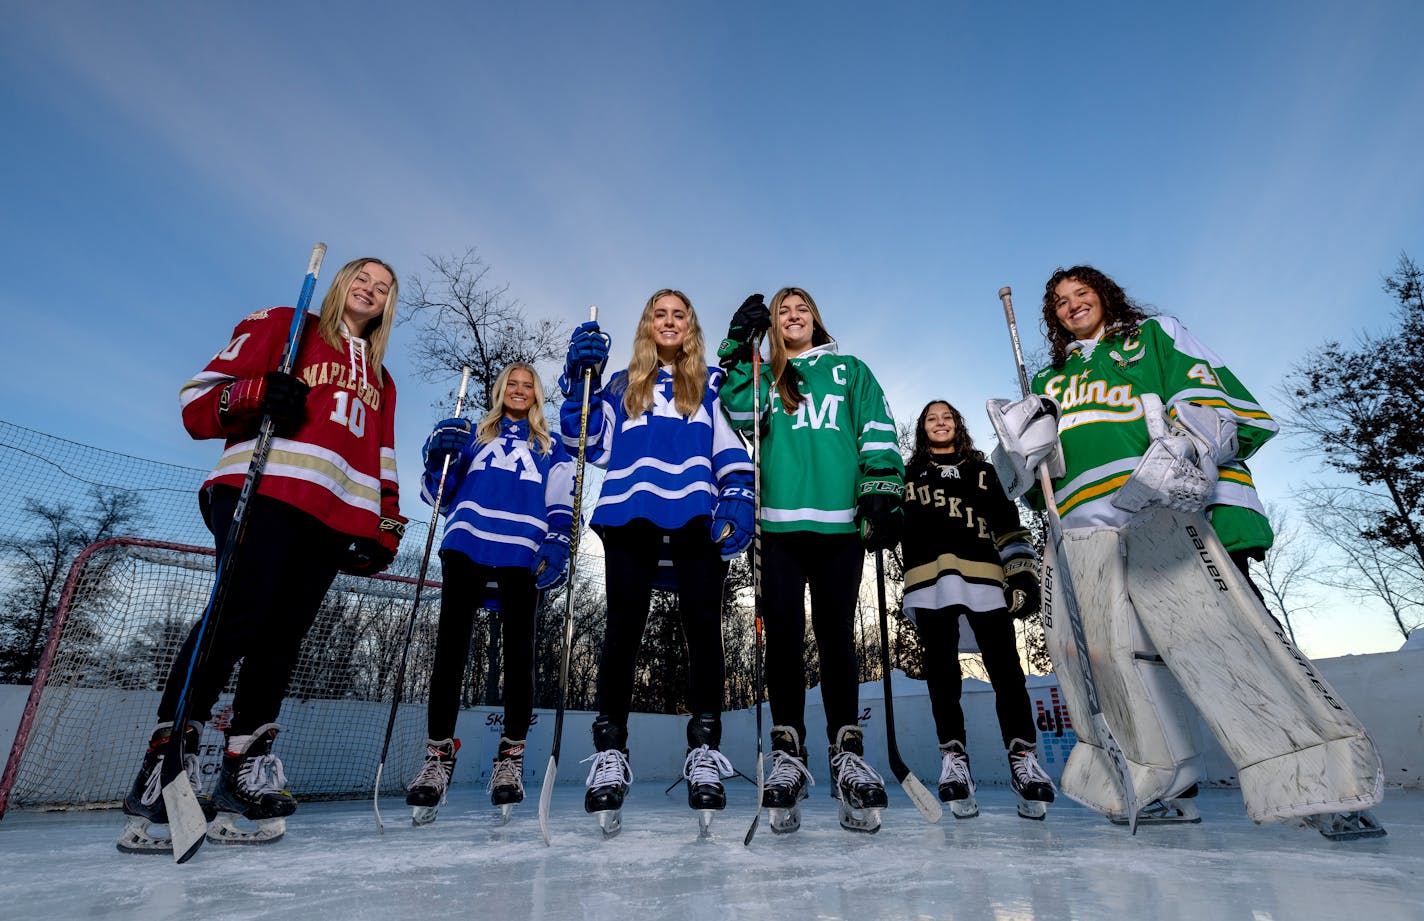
[898,772,943,823]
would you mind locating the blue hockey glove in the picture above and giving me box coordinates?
[531,529,572,591]
[423,418,472,473]
[710,484,755,560]
[560,322,610,397]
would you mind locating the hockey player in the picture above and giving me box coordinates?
[901,400,1055,820]
[989,265,1384,839]
[560,289,753,837]
[120,258,406,852]
[406,363,576,826]
[719,287,902,834]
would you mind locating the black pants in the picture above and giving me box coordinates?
[761,531,864,747]
[913,605,1035,749]
[158,488,347,735]
[596,520,728,727]
[426,551,539,741]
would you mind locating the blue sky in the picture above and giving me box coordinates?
[2,1,1421,656]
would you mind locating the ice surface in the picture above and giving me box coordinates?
[2,782,1419,921]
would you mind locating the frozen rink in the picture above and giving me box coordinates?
[1,782,1419,921]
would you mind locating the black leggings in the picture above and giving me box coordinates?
[426,551,540,741]
[913,605,1035,749]
[596,520,728,727]
[158,488,347,735]
[761,531,864,747]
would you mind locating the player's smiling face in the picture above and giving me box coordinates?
[343,262,393,334]
[1053,277,1106,340]
[650,294,690,363]
[778,295,815,356]
[924,403,956,451]
[503,367,536,420]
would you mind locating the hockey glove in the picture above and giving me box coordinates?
[718,294,770,369]
[531,529,572,591]
[1002,556,1041,618]
[710,484,755,560]
[856,481,904,552]
[987,395,1063,500]
[218,371,311,438]
[423,417,472,473]
[340,517,405,576]
[559,321,610,397]
[1112,395,1228,514]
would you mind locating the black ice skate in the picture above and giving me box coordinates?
[487,737,524,824]
[937,740,978,819]
[1007,738,1055,820]
[682,715,734,838]
[1303,810,1387,841]
[407,737,459,827]
[1111,783,1202,826]
[582,718,632,838]
[117,721,217,854]
[208,723,295,845]
[829,724,886,834]
[761,725,814,834]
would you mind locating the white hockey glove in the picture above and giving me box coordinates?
[986,395,1065,500]
[1112,395,1237,514]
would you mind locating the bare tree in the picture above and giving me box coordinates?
[1256,505,1322,645]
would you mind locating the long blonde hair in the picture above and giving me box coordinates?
[617,289,708,418]
[767,286,832,414]
[476,362,553,456]
[316,257,399,385]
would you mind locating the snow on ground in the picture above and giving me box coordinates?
[2,783,1419,921]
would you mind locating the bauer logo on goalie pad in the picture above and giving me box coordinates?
[1183,524,1230,592]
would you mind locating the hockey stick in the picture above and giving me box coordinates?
[161,243,327,864]
[875,550,942,822]
[742,336,767,847]
[538,305,599,847]
[998,286,1140,834]
[372,366,472,832]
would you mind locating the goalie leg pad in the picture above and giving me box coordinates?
[1122,509,1384,824]
[1044,526,1203,819]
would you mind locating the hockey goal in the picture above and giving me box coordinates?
[0,537,442,815]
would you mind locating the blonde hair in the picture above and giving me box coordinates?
[767,286,832,414]
[317,257,399,385]
[477,362,553,456]
[617,289,707,418]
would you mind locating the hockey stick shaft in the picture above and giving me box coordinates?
[743,337,766,846]
[875,550,942,822]
[998,286,1140,833]
[372,366,471,832]
[539,305,598,846]
[163,242,327,863]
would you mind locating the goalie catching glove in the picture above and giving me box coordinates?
[986,395,1064,500]
[1111,395,1239,514]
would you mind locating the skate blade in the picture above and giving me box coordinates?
[116,816,172,854]
[768,806,801,835]
[1304,811,1387,841]
[496,803,516,825]
[1111,799,1201,826]
[594,809,622,838]
[838,802,882,834]
[411,806,439,827]
[947,795,979,819]
[1014,796,1048,821]
[206,813,286,845]
[697,810,715,839]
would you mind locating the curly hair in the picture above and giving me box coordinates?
[1041,265,1153,369]
[908,400,983,474]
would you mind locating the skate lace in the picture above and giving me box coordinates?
[830,749,884,788]
[682,744,734,787]
[1010,748,1051,787]
[410,752,454,794]
[139,753,204,806]
[766,749,815,790]
[939,750,975,793]
[239,752,288,796]
[581,749,633,788]
[486,756,523,795]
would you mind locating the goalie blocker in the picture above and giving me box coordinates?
[1045,508,1383,826]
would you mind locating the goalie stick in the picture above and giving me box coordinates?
[997,285,1140,834]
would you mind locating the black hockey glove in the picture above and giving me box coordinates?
[855,482,904,552]
[218,371,310,438]
[1003,557,1041,618]
[718,294,770,369]
[340,517,405,576]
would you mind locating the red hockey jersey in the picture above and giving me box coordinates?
[179,306,403,540]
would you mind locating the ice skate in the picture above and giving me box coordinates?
[1303,810,1387,841]
[207,723,294,845]
[487,737,524,824]
[1007,739,1055,820]
[682,715,734,838]
[582,718,632,838]
[937,740,978,819]
[762,725,814,834]
[829,725,886,834]
[407,738,459,827]
[116,722,216,854]
[1111,783,1201,826]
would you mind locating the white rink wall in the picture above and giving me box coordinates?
[3,648,1420,798]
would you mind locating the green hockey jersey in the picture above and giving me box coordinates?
[1030,315,1277,553]
[721,341,903,535]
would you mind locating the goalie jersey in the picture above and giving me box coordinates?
[1030,315,1277,553]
